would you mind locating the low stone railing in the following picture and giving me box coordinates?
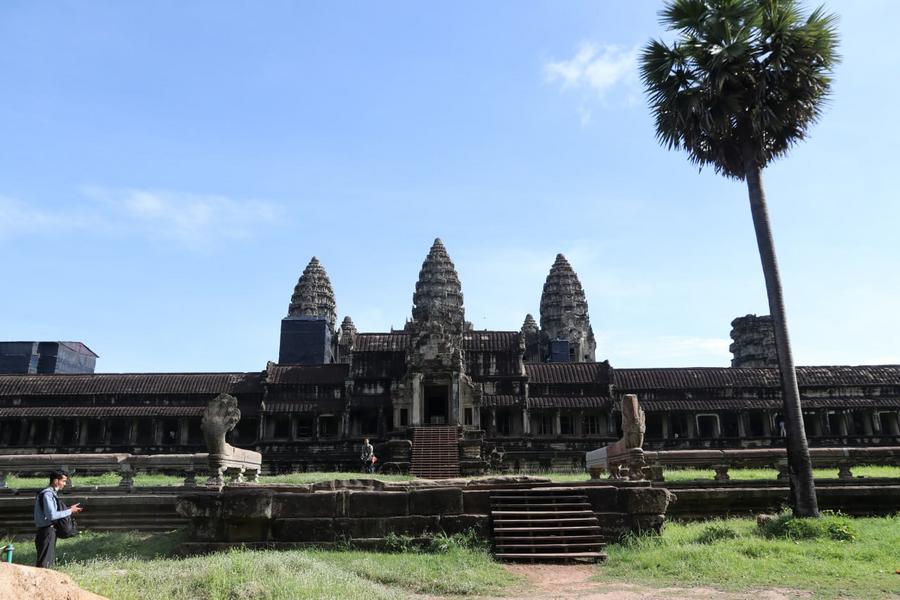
[0,393,263,489]
[0,452,255,489]
[645,446,900,482]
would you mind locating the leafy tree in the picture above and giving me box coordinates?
[640,0,839,517]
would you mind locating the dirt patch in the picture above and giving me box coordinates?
[0,563,107,600]
[482,564,813,600]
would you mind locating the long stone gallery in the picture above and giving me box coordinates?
[1,238,898,477]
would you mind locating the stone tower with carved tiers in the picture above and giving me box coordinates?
[730,314,778,368]
[539,254,596,363]
[394,239,480,428]
[288,257,337,328]
[279,257,338,365]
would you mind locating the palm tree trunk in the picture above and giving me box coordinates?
[744,161,819,518]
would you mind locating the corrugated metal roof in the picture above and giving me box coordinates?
[527,396,610,409]
[0,406,204,417]
[525,363,609,384]
[266,364,349,385]
[614,365,900,390]
[481,395,523,407]
[462,331,519,351]
[0,372,262,396]
[353,333,409,352]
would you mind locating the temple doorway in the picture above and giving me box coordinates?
[424,385,449,425]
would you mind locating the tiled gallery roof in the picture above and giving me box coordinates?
[266,364,349,385]
[0,405,204,417]
[353,333,409,352]
[527,396,609,409]
[614,365,900,390]
[481,395,523,407]
[462,331,520,351]
[0,372,262,397]
[525,363,609,384]
[641,396,900,411]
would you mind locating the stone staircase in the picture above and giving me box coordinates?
[409,426,460,479]
[490,488,607,562]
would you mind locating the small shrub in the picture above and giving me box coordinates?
[427,530,484,553]
[696,524,740,544]
[383,532,417,553]
[759,512,858,542]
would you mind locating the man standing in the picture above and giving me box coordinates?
[34,469,83,568]
[360,438,375,474]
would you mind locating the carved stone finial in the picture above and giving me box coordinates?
[521,313,539,335]
[729,314,778,368]
[539,254,596,362]
[288,257,337,327]
[411,238,465,335]
[340,315,357,337]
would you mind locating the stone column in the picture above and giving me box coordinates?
[861,410,874,436]
[686,414,696,438]
[78,419,88,446]
[576,410,584,436]
[179,419,189,445]
[341,410,350,438]
[128,419,138,445]
[737,412,747,439]
[450,378,460,426]
[839,410,850,436]
[607,411,618,436]
[554,409,561,436]
[313,414,320,440]
[761,411,772,437]
[46,418,55,445]
[661,414,670,440]
[377,407,386,438]
[522,407,530,435]
[490,407,497,437]
[153,420,162,445]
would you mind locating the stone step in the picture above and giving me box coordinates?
[494,552,606,562]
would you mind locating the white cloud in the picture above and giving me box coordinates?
[0,188,280,249]
[544,42,641,123]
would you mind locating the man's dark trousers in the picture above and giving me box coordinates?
[35,525,56,568]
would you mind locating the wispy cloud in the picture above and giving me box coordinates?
[0,188,281,249]
[544,42,641,124]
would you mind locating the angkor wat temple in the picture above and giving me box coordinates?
[1,239,899,473]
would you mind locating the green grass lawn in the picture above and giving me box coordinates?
[601,515,900,600]
[6,465,898,489]
[2,530,518,599]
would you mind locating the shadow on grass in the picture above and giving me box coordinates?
[3,529,188,567]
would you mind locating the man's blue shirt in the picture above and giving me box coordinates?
[34,487,71,528]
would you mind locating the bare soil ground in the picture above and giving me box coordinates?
[0,563,107,600]
[475,564,813,600]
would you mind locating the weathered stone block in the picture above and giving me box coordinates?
[175,493,223,518]
[346,491,408,517]
[583,486,619,512]
[438,514,490,537]
[222,489,273,519]
[223,519,270,542]
[409,488,463,515]
[272,492,338,518]
[188,517,224,541]
[631,514,666,535]
[271,518,337,542]
[624,488,674,515]
[462,490,492,515]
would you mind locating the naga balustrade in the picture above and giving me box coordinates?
[0,393,262,489]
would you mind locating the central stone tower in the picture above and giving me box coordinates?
[394,239,479,428]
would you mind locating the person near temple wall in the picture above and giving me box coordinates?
[34,469,83,569]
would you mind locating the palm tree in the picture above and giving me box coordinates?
[640,0,839,517]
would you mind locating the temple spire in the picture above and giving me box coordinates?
[411,238,465,334]
[288,256,337,328]
[539,253,596,362]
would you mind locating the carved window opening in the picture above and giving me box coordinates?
[272,415,291,439]
[583,415,601,435]
[108,419,130,446]
[234,417,257,443]
[187,418,204,444]
[161,418,180,445]
[464,407,473,426]
[399,408,409,427]
[748,412,766,437]
[878,411,900,436]
[827,411,845,436]
[33,419,50,445]
[670,413,690,438]
[496,409,512,435]
[645,414,663,439]
[59,419,78,445]
[559,414,574,435]
[296,415,314,438]
[721,413,740,438]
[0,419,22,445]
[536,413,553,436]
[136,419,154,445]
[319,415,338,438]
[85,420,104,445]
[696,414,720,438]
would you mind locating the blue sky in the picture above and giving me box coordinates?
[1,1,897,373]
